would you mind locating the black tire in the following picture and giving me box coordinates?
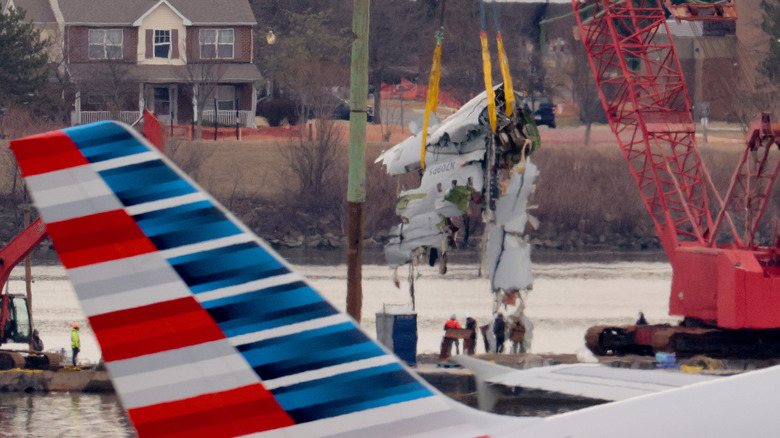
[0,352,25,370]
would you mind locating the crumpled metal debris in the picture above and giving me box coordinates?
[376,84,539,296]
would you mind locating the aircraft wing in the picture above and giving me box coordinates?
[453,355,718,409]
[11,121,780,438]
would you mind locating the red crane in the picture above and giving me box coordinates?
[573,0,780,356]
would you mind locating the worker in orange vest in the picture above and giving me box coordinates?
[443,314,462,355]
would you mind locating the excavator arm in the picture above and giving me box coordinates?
[0,218,48,344]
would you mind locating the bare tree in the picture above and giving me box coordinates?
[186,62,227,139]
[89,60,136,115]
[37,26,73,125]
[562,35,606,145]
[165,139,216,181]
[368,2,427,124]
[276,117,346,211]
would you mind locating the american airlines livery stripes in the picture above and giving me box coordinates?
[12,121,780,438]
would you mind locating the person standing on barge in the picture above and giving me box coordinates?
[71,322,80,367]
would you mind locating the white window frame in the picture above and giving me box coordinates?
[199,28,234,60]
[88,29,123,60]
[153,29,171,59]
[216,85,235,111]
[206,85,236,111]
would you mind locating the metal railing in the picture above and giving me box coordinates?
[71,111,141,125]
[71,110,255,128]
[201,110,255,128]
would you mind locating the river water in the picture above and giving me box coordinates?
[0,251,674,437]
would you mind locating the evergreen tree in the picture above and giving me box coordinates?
[0,8,49,107]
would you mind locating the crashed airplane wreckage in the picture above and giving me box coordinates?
[376,84,540,332]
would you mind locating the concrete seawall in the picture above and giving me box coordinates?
[0,368,113,393]
[3,353,776,417]
[0,363,601,417]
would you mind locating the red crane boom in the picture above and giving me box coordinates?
[573,0,780,356]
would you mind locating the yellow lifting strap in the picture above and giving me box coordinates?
[481,0,517,128]
[496,34,515,117]
[480,30,497,133]
[421,29,444,170]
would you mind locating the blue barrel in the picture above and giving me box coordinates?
[376,306,418,366]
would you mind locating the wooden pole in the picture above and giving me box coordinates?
[346,0,369,323]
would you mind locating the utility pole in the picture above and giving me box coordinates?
[346,0,369,323]
[23,205,33,350]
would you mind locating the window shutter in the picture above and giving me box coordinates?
[171,29,179,58]
[233,28,241,60]
[145,29,153,59]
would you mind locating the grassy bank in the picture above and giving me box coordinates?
[0,125,770,257]
[159,131,758,253]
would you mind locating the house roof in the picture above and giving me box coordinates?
[166,0,256,26]
[68,63,262,83]
[9,0,56,22]
[56,0,256,26]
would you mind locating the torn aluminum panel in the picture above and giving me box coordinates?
[487,158,538,292]
[384,150,484,268]
[377,92,497,176]
[377,84,539,307]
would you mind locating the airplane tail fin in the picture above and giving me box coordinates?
[9,121,527,437]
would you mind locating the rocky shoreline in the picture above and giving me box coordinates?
[266,228,662,253]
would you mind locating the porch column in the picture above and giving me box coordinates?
[250,83,257,128]
[138,83,145,116]
[74,90,82,126]
[192,84,199,123]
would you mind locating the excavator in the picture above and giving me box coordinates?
[0,110,165,370]
[570,0,780,358]
[0,217,59,369]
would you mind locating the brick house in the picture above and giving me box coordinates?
[6,0,262,127]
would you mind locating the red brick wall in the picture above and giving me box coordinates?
[186,26,252,63]
[67,26,137,63]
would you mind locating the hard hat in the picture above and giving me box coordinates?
[72,322,79,329]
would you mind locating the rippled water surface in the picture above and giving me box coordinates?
[2,256,674,436]
[0,393,134,437]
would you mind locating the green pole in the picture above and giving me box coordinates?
[347,0,369,323]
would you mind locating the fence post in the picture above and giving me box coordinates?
[214,97,218,141]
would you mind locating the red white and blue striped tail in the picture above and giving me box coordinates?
[10,121,523,438]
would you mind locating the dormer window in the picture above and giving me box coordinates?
[89,29,123,59]
[154,30,171,58]
[199,29,234,59]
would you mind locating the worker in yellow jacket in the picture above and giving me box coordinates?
[71,322,80,367]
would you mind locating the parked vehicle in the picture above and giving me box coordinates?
[533,96,556,128]
[334,99,374,123]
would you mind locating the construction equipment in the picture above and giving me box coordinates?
[0,217,60,369]
[0,115,165,370]
[572,0,780,357]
